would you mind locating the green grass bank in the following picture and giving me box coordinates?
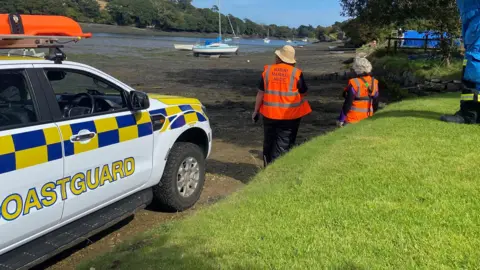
[372,53,463,81]
[80,93,480,269]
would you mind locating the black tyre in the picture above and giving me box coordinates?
[153,142,206,212]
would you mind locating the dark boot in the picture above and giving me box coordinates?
[440,108,478,124]
[440,112,465,124]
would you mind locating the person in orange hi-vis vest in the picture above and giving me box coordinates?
[337,57,379,127]
[252,45,312,167]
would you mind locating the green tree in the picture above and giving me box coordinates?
[0,0,299,39]
[75,0,101,20]
[2,0,68,15]
[297,25,315,38]
[340,0,461,65]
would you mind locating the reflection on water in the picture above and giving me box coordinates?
[60,33,309,57]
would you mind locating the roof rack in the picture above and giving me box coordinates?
[0,35,85,64]
[0,14,92,64]
[0,35,84,48]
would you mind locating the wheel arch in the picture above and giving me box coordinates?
[175,127,209,158]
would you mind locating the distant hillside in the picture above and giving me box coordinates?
[0,0,331,39]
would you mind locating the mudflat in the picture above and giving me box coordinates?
[38,42,354,269]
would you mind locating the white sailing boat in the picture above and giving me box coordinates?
[233,25,240,40]
[193,0,239,56]
[174,44,194,51]
[225,15,239,42]
[264,28,271,44]
[286,33,295,43]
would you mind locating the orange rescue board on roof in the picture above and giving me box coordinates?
[0,14,92,38]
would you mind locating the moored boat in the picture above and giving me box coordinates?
[174,44,194,51]
[193,43,238,55]
[193,0,239,56]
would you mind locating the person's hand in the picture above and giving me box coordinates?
[252,111,259,123]
[336,121,344,127]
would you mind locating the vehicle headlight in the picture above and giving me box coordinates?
[201,105,207,115]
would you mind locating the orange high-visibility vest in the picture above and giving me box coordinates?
[345,76,379,124]
[260,63,312,120]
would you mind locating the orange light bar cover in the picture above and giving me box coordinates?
[0,14,92,38]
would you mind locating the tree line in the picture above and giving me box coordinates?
[340,0,460,64]
[0,0,344,40]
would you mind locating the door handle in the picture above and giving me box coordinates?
[71,132,96,142]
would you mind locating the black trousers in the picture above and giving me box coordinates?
[458,81,480,124]
[263,117,302,167]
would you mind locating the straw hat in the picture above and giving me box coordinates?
[275,45,296,64]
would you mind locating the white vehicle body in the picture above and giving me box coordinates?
[0,58,212,265]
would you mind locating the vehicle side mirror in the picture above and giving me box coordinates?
[129,91,150,111]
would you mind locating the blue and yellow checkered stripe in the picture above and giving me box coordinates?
[60,111,153,156]
[170,111,207,130]
[0,112,153,175]
[0,127,62,175]
[149,104,207,132]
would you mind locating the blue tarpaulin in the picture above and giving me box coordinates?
[204,37,222,45]
[401,30,461,48]
[457,0,480,86]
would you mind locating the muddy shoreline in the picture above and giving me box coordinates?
[37,43,354,269]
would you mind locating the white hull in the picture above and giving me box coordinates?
[286,40,292,43]
[193,46,239,54]
[174,44,194,51]
[195,0,239,56]
[264,38,271,44]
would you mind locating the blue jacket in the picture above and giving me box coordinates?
[458,0,480,88]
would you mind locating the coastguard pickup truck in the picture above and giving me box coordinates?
[0,14,211,269]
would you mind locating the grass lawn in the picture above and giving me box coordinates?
[79,93,480,269]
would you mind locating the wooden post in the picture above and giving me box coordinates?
[394,40,398,54]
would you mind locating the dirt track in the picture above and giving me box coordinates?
[38,43,355,269]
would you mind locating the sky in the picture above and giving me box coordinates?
[192,0,347,28]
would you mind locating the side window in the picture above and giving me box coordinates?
[0,70,39,129]
[44,69,128,119]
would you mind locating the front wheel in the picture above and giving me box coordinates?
[153,142,206,212]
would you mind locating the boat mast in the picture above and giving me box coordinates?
[218,0,221,40]
[228,15,236,37]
